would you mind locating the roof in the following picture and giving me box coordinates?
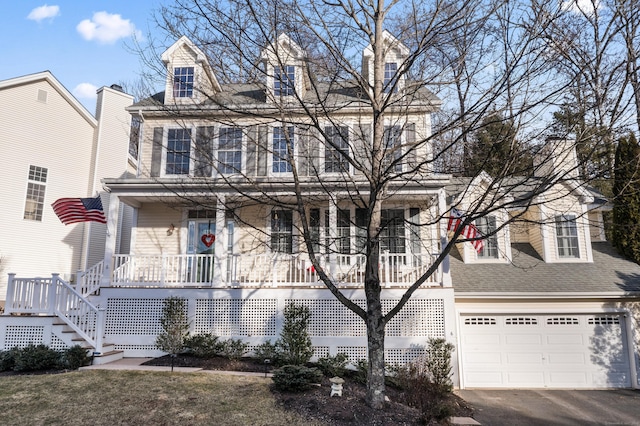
[130,80,440,111]
[451,242,640,295]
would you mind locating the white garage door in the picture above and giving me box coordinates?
[460,313,632,388]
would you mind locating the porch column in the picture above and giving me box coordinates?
[438,189,452,287]
[214,195,227,285]
[101,192,120,287]
[328,201,337,279]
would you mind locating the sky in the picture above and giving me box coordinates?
[0,1,164,113]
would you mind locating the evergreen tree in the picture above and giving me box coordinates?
[612,133,640,263]
[276,302,314,366]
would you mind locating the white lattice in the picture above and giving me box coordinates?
[50,334,68,351]
[290,299,367,337]
[384,299,445,337]
[313,346,330,358]
[105,299,165,334]
[115,344,157,351]
[385,347,427,365]
[5,325,44,349]
[337,346,368,363]
[194,299,277,336]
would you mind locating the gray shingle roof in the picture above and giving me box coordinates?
[451,242,640,294]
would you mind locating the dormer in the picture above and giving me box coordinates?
[161,36,221,105]
[260,33,310,102]
[534,137,579,179]
[361,30,409,95]
[449,173,513,264]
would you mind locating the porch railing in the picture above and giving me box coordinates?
[110,252,442,288]
[77,260,104,296]
[5,273,105,353]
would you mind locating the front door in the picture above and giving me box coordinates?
[188,220,216,282]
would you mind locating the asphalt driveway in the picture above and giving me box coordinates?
[457,389,640,425]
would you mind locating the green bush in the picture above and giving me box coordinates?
[62,345,91,370]
[220,338,248,361]
[0,347,19,372]
[155,297,190,357]
[353,358,368,384]
[13,344,61,372]
[316,353,349,377]
[183,333,223,358]
[272,364,323,392]
[253,340,279,364]
[276,303,314,366]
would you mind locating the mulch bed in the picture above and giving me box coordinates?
[144,354,474,425]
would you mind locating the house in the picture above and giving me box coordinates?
[0,72,135,300]
[1,36,639,388]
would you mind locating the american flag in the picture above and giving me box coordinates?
[447,208,484,253]
[52,196,107,225]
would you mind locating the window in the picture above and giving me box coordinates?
[383,125,402,172]
[273,126,294,173]
[384,62,398,93]
[324,209,351,254]
[173,67,194,98]
[271,210,293,253]
[129,116,141,159]
[218,127,243,174]
[556,214,580,258]
[166,128,191,175]
[274,65,295,96]
[380,209,405,253]
[24,165,48,221]
[325,126,350,173]
[475,216,499,258]
[309,208,321,253]
[355,208,368,254]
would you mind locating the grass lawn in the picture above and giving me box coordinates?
[0,370,321,426]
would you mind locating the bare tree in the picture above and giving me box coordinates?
[131,0,599,408]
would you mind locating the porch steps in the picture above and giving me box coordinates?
[52,320,124,365]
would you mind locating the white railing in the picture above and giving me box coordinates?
[77,260,104,296]
[110,252,441,288]
[5,273,105,353]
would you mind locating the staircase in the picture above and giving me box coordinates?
[5,272,123,365]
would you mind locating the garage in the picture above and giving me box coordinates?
[459,313,632,388]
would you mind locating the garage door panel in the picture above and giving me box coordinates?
[460,313,631,389]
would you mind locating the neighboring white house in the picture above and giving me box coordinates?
[2,38,640,389]
[0,72,135,300]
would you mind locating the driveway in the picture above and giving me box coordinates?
[457,389,640,425]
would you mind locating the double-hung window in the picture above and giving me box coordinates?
[324,209,351,254]
[24,165,47,221]
[555,214,580,258]
[324,126,350,173]
[384,62,398,93]
[274,65,295,96]
[475,216,499,259]
[380,209,405,253]
[383,125,402,172]
[218,127,243,174]
[173,67,194,98]
[271,210,293,253]
[166,128,191,175]
[273,126,294,173]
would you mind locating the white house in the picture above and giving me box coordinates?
[2,38,639,388]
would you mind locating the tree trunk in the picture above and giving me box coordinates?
[365,290,386,409]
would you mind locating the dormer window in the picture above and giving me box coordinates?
[384,62,398,93]
[555,214,580,258]
[476,216,498,259]
[173,67,194,98]
[274,65,295,96]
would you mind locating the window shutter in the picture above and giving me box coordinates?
[257,126,268,176]
[195,126,214,177]
[409,207,421,255]
[405,123,417,169]
[246,125,257,176]
[310,128,319,175]
[150,127,163,177]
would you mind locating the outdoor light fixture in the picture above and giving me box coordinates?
[167,224,175,236]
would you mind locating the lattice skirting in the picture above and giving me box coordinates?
[0,319,75,351]
[96,287,456,362]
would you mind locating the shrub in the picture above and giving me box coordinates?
[155,297,190,357]
[272,365,323,392]
[353,358,368,384]
[398,338,456,423]
[276,302,314,366]
[220,338,249,361]
[62,345,91,370]
[253,340,279,364]
[316,353,349,377]
[13,344,61,372]
[183,333,223,358]
[0,347,19,372]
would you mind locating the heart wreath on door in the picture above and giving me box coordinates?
[201,234,215,247]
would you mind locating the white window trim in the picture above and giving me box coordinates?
[269,125,296,177]
[162,126,195,177]
[321,121,352,176]
[215,126,245,177]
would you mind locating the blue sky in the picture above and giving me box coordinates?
[0,1,163,112]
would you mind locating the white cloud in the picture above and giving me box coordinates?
[73,83,98,100]
[562,0,600,15]
[76,11,139,44]
[27,4,60,22]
